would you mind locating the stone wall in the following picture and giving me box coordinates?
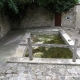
[9,4,80,30]
[21,6,54,28]
[0,5,79,39]
[74,4,80,29]
[0,11,10,39]
[62,7,76,28]
[0,6,76,38]
[20,5,76,29]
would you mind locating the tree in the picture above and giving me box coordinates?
[37,0,78,13]
[0,0,79,14]
[0,0,18,13]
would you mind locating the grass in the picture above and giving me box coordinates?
[26,34,72,58]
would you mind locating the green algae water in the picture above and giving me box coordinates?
[26,34,72,58]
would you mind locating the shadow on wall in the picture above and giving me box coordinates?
[0,11,10,39]
[9,4,54,30]
[20,5,54,29]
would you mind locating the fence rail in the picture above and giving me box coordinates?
[20,33,79,62]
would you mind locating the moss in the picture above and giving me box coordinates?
[32,47,72,58]
[31,34,65,44]
[26,34,72,58]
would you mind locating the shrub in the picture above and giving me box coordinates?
[0,0,79,14]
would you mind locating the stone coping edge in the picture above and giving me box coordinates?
[7,57,80,65]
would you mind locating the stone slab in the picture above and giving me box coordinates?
[7,57,80,65]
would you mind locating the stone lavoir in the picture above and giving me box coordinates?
[0,4,80,39]
[26,33,72,58]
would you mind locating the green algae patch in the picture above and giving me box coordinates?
[26,34,72,58]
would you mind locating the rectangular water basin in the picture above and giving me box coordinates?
[25,30,73,59]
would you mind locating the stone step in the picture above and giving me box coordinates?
[7,57,80,65]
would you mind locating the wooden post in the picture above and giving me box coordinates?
[28,37,33,60]
[73,39,78,62]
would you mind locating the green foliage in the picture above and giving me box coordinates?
[14,0,31,5]
[0,0,79,13]
[13,0,31,13]
[6,0,18,13]
[37,0,52,6]
[0,0,5,9]
[37,0,78,13]
[0,0,32,13]
[0,0,18,13]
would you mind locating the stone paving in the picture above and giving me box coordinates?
[0,30,26,58]
[0,61,80,80]
[0,28,80,80]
